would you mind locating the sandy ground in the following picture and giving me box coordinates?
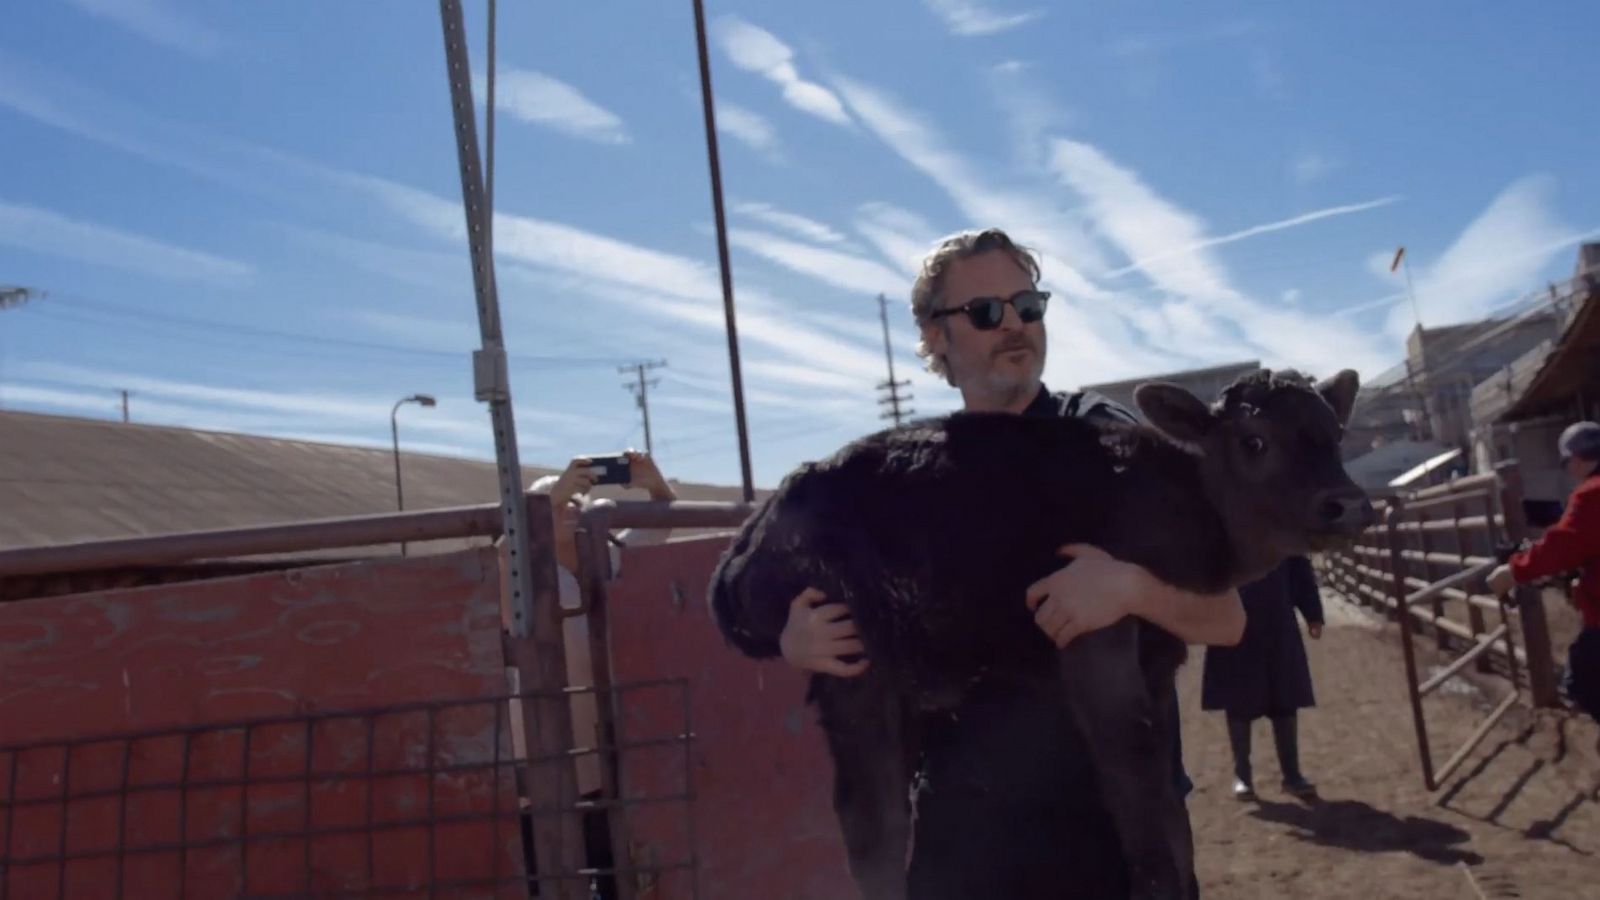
[1183,589,1600,899]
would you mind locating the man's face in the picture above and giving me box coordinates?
[1565,454,1597,482]
[922,250,1046,398]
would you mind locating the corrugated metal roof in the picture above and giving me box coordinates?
[0,409,752,551]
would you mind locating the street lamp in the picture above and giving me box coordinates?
[391,393,436,555]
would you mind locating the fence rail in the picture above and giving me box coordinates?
[1318,460,1559,791]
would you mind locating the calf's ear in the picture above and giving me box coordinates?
[1134,382,1213,444]
[1317,369,1360,427]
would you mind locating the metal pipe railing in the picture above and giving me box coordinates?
[0,503,506,579]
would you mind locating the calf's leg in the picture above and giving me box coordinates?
[816,677,914,900]
[1058,621,1195,900]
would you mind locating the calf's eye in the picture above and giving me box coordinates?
[1241,435,1267,456]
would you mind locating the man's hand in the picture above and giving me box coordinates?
[1026,543,1246,648]
[624,450,676,501]
[1307,623,1323,640]
[779,588,869,677]
[551,457,596,507]
[1025,544,1141,648]
[1487,564,1517,598]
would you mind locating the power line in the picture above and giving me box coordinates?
[16,292,634,368]
[875,293,913,426]
[620,359,667,455]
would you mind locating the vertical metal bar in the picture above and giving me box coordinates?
[1456,500,1489,670]
[507,494,584,898]
[302,720,314,895]
[116,740,132,900]
[681,680,699,900]
[178,734,192,900]
[364,716,376,894]
[426,707,438,899]
[690,0,755,503]
[436,0,538,638]
[2,748,14,900]
[1387,501,1436,790]
[490,699,503,890]
[238,727,252,896]
[575,518,634,900]
[1495,461,1558,706]
[55,745,72,900]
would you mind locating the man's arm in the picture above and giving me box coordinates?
[1026,544,1245,648]
[1489,486,1598,596]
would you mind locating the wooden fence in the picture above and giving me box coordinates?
[1318,461,1561,789]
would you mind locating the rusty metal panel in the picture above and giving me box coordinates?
[604,537,855,900]
[0,548,526,897]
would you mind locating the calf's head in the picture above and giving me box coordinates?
[1134,368,1375,580]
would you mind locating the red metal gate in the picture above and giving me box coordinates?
[601,536,855,900]
[0,548,528,898]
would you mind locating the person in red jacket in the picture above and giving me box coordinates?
[1489,421,1600,744]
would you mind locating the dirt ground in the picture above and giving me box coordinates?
[1183,589,1600,899]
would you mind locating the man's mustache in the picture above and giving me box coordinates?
[993,334,1035,357]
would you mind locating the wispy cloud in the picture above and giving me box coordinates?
[854,202,937,278]
[1382,175,1575,336]
[1044,138,1394,376]
[1104,196,1400,279]
[729,228,905,296]
[63,0,225,57]
[712,17,852,126]
[0,199,254,286]
[475,68,628,144]
[921,0,1042,36]
[1291,152,1339,185]
[732,202,845,244]
[830,75,1110,300]
[716,102,780,155]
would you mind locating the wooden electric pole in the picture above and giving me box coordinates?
[876,294,913,426]
[621,359,667,454]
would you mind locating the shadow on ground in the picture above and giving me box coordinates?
[1249,797,1484,866]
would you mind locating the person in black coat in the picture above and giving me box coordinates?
[1201,555,1324,800]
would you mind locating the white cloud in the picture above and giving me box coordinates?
[922,0,1042,36]
[854,202,937,278]
[732,202,845,244]
[712,17,852,126]
[1387,176,1574,336]
[1045,138,1393,377]
[730,228,905,297]
[830,75,1110,299]
[1105,196,1400,279]
[716,102,779,154]
[0,199,254,286]
[475,68,628,144]
[63,0,225,57]
[1291,152,1339,185]
[1282,288,1302,305]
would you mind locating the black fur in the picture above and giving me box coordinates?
[708,372,1362,900]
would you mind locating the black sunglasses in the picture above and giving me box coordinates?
[929,289,1049,330]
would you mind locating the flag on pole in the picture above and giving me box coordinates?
[1389,246,1406,273]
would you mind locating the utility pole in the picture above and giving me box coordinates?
[876,294,913,426]
[120,390,130,423]
[621,359,667,454]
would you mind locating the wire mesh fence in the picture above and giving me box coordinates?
[0,681,696,900]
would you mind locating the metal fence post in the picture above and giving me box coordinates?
[1386,497,1436,788]
[1494,461,1559,707]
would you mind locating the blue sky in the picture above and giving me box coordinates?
[1,1,1595,488]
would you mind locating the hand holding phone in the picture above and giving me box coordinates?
[586,454,632,486]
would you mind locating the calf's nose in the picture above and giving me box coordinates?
[1314,487,1376,531]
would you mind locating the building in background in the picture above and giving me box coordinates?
[1469,246,1600,513]
[1079,359,1261,421]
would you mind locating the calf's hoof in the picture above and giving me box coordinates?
[1231,778,1256,802]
